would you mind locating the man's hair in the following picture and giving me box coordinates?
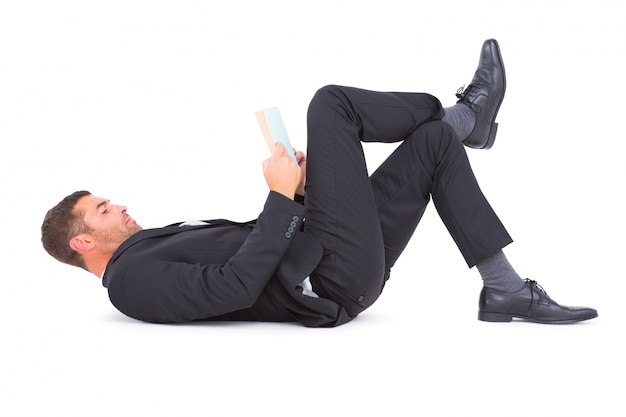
[41,190,93,270]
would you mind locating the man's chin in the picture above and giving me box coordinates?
[126,225,143,238]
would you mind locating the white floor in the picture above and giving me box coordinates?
[2,1,624,416]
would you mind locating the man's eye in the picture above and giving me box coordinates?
[102,209,108,214]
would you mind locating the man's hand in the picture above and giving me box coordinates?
[294,149,306,196]
[262,142,302,200]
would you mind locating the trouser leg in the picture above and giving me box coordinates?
[370,120,513,272]
[304,85,444,317]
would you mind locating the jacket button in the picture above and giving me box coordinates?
[285,232,292,239]
[357,295,364,303]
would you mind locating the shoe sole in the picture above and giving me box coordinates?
[478,310,599,324]
[481,40,506,149]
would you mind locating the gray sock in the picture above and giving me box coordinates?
[476,250,526,292]
[442,103,476,142]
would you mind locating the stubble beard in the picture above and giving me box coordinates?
[94,222,142,253]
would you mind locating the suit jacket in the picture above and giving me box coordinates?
[102,192,352,327]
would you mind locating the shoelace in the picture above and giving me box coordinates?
[525,278,548,317]
[455,84,483,113]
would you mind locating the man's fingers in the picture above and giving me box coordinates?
[274,142,286,156]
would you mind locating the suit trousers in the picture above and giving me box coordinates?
[304,85,513,319]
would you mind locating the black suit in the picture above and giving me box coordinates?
[103,85,512,327]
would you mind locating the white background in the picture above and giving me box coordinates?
[1,0,624,416]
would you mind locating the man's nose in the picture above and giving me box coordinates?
[115,205,128,215]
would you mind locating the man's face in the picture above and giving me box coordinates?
[75,195,143,253]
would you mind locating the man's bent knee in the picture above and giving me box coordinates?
[307,85,348,123]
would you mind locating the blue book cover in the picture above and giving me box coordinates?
[255,107,297,164]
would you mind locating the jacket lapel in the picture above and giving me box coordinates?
[109,219,256,264]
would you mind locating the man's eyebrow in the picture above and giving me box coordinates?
[95,200,110,211]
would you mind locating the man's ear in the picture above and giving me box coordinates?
[69,234,95,254]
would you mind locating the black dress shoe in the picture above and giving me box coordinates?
[478,279,598,324]
[456,39,506,149]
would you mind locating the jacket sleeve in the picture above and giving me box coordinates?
[106,191,306,323]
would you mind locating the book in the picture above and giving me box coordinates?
[255,107,298,164]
